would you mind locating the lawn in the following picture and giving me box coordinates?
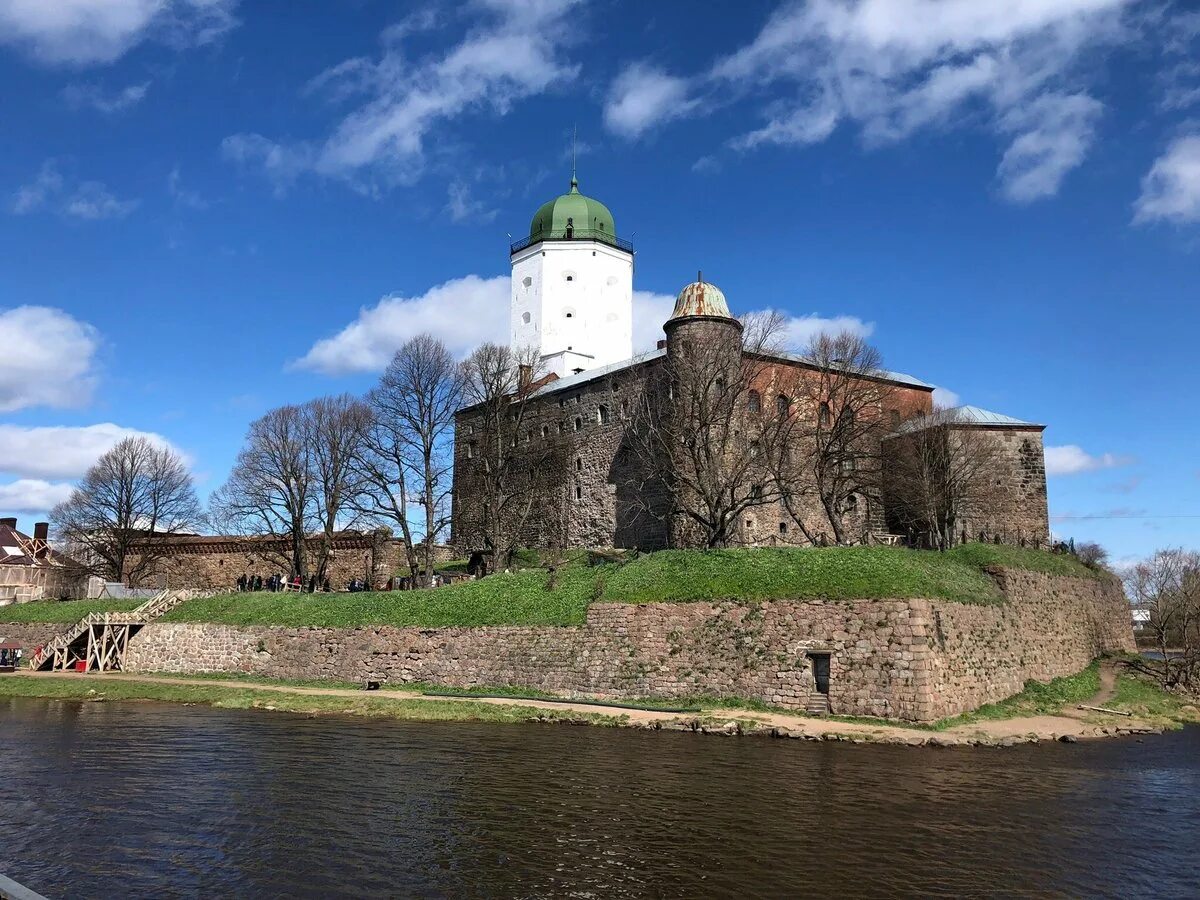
[6,543,1103,628]
[0,598,142,624]
[932,662,1102,729]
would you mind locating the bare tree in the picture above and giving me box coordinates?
[1126,549,1200,689]
[356,335,461,584]
[210,404,313,579]
[51,436,204,584]
[883,409,1004,550]
[789,331,895,545]
[627,312,801,548]
[1074,541,1110,570]
[307,394,372,582]
[457,343,557,573]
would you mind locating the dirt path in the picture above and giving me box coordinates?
[15,670,1157,746]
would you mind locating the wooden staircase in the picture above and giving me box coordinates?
[28,588,194,672]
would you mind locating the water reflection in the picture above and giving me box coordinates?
[1,698,1196,898]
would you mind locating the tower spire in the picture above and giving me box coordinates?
[570,124,578,192]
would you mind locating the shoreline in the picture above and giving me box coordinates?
[2,671,1194,747]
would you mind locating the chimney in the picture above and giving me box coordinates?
[0,517,15,530]
[33,522,49,559]
[518,364,532,390]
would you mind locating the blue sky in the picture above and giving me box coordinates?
[0,0,1197,564]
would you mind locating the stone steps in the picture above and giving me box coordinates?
[805,694,831,716]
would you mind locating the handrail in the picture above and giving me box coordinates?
[509,232,635,255]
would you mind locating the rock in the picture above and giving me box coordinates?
[1058,734,1077,743]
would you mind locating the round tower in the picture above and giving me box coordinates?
[509,174,634,377]
[663,273,743,361]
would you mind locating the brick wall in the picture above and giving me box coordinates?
[123,568,1134,723]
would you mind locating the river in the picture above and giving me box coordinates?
[1,698,1197,898]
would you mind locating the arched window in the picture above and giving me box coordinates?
[598,405,610,425]
[466,441,476,460]
[574,416,582,432]
[576,458,583,472]
[748,390,761,413]
[819,401,832,427]
[541,425,549,438]
[521,312,531,324]
[776,394,791,417]
[575,485,583,500]
[522,276,532,288]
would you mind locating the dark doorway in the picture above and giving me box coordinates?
[810,654,831,695]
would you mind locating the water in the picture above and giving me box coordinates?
[1,698,1197,898]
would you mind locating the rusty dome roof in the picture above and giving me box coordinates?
[669,273,732,321]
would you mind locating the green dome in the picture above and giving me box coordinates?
[529,177,618,243]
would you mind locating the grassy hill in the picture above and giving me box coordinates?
[1,544,1101,629]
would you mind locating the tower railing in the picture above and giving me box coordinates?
[510,232,635,255]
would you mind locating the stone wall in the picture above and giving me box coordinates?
[0,622,68,653]
[123,568,1134,723]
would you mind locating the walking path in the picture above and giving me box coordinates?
[13,670,1168,746]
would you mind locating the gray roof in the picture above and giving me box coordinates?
[531,346,933,398]
[893,405,1043,434]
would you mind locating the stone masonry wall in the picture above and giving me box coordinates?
[0,623,68,654]
[123,568,1134,723]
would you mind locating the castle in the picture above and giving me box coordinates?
[450,174,1050,555]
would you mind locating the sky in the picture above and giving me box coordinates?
[0,0,1198,565]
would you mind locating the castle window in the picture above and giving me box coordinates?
[888,409,901,428]
[751,484,763,500]
[522,276,532,288]
[566,275,574,282]
[574,416,583,432]
[575,485,583,500]
[565,310,574,318]
[777,394,791,417]
[598,405,610,425]
[819,402,832,427]
[620,399,629,419]
[745,518,754,530]
[748,390,761,413]
[779,522,788,535]
[466,441,476,460]
[541,425,549,438]
[576,458,583,472]
[846,494,858,509]
[522,312,531,324]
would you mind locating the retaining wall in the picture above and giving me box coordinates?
[118,568,1134,723]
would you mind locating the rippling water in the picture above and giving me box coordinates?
[1,698,1197,898]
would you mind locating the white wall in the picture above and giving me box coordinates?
[511,240,633,377]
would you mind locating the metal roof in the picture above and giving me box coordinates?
[769,351,934,390]
[892,405,1043,434]
[531,349,666,397]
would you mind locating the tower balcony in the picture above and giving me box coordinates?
[510,230,635,256]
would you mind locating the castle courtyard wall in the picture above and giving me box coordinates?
[119,569,1134,723]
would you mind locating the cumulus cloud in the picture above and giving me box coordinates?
[604,63,697,139]
[0,479,74,514]
[0,0,238,66]
[0,423,183,480]
[632,290,676,352]
[11,160,136,220]
[610,0,1131,201]
[0,306,100,412]
[1044,444,1132,476]
[223,0,583,190]
[295,275,511,375]
[780,313,874,348]
[62,80,150,113]
[1133,134,1200,225]
[932,386,961,408]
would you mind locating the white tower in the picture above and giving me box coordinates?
[510,173,633,377]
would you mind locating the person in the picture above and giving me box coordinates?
[254,574,262,591]
[322,578,331,593]
[292,574,301,591]
[308,575,316,594]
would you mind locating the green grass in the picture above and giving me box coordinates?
[5,543,1093,628]
[601,545,1005,605]
[0,675,624,726]
[934,663,1102,729]
[0,598,142,623]
[943,543,1102,579]
[1109,673,1200,727]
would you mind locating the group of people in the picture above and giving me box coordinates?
[0,647,21,668]
[235,573,331,594]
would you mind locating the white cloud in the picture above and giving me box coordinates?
[604,63,697,139]
[0,306,100,412]
[223,0,583,190]
[616,0,1131,201]
[1133,134,1200,225]
[298,274,874,375]
[932,386,961,408]
[11,160,137,220]
[1044,444,1132,476]
[0,423,182,480]
[295,275,511,375]
[996,92,1102,203]
[445,181,497,223]
[0,0,238,66]
[0,479,74,514]
[62,80,150,113]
